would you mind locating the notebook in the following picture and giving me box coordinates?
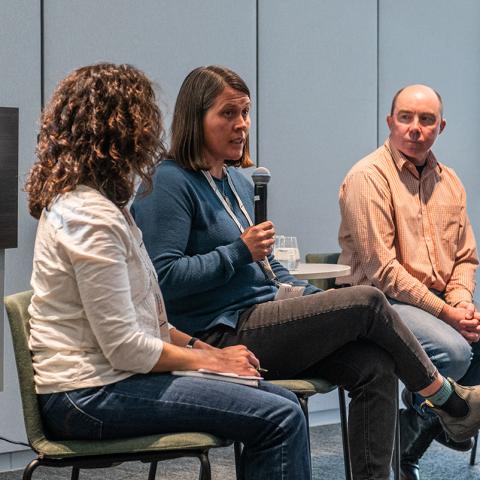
[171,369,261,387]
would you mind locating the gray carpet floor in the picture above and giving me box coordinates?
[1,424,478,479]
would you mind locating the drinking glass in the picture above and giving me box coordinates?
[274,235,300,270]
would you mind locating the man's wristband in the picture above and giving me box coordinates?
[186,337,199,349]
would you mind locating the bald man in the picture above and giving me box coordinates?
[338,85,480,480]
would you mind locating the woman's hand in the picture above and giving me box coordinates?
[241,221,275,261]
[165,328,260,374]
[200,345,261,376]
[152,343,261,376]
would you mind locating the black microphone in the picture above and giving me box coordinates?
[252,167,271,224]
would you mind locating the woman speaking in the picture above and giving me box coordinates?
[131,65,480,480]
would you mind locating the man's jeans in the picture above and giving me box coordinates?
[38,374,310,480]
[200,285,438,480]
[390,298,480,415]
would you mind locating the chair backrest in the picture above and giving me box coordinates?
[305,252,340,290]
[4,290,48,450]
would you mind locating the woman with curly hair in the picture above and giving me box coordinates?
[25,63,311,480]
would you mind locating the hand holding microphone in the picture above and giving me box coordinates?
[240,167,275,261]
[241,221,275,261]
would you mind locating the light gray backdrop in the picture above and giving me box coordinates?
[1,0,479,470]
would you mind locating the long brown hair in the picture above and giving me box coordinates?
[26,63,166,219]
[169,65,253,171]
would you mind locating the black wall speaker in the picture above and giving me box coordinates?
[0,107,19,249]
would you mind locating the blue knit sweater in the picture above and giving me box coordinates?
[131,160,318,335]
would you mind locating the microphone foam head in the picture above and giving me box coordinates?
[251,166,271,184]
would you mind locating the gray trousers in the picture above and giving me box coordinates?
[199,285,437,480]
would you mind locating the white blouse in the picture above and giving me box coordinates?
[28,185,172,394]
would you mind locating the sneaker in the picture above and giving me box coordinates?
[427,379,480,442]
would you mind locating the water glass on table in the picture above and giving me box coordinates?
[274,235,300,270]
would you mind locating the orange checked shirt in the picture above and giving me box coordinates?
[338,139,478,317]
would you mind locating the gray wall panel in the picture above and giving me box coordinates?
[44,0,257,158]
[258,0,378,256]
[0,0,41,454]
[2,0,480,467]
[379,0,480,284]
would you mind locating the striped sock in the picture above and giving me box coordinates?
[426,378,453,406]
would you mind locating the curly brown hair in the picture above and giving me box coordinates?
[26,63,166,219]
[169,65,253,171]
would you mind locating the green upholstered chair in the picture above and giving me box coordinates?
[4,290,231,480]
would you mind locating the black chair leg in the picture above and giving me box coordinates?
[71,467,80,480]
[338,387,352,480]
[297,394,311,454]
[198,451,212,480]
[392,384,401,480]
[148,461,158,480]
[297,395,310,429]
[23,459,41,480]
[234,441,243,479]
[470,432,478,466]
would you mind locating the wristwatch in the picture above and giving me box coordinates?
[186,337,199,349]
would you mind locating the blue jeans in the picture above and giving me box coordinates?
[38,374,310,480]
[390,298,480,414]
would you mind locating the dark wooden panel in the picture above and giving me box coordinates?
[0,107,19,249]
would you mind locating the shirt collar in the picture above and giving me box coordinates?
[385,138,442,176]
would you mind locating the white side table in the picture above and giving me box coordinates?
[290,262,351,280]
